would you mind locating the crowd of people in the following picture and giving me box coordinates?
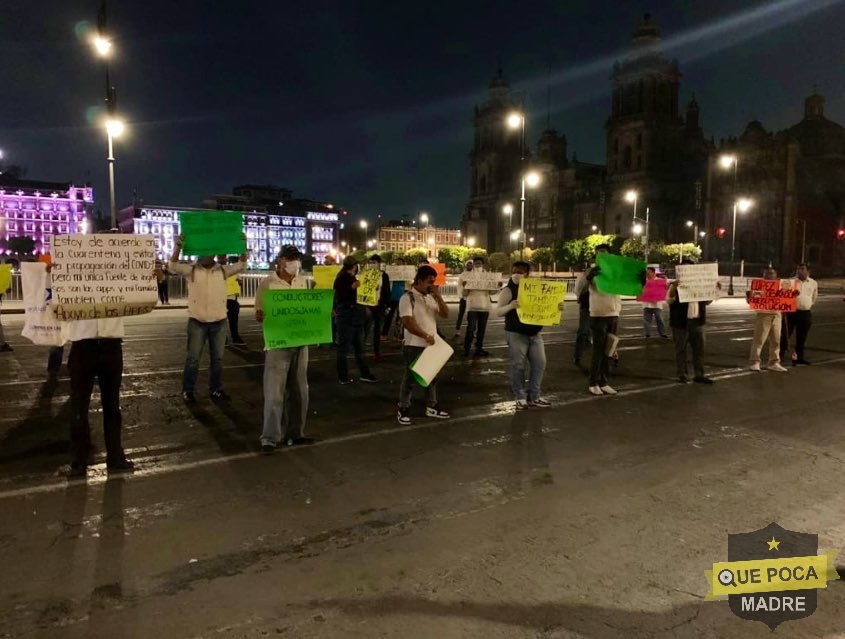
[0,239,823,475]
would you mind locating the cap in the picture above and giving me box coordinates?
[279,245,303,260]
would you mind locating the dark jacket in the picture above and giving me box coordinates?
[668,283,708,328]
[504,279,543,336]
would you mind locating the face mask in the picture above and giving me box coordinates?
[511,274,523,284]
[284,260,301,275]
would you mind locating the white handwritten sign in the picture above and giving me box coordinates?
[461,271,502,290]
[676,263,721,303]
[385,265,417,282]
[51,234,158,320]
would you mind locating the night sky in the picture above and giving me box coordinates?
[2,0,844,227]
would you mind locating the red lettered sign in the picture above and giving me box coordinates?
[748,279,798,312]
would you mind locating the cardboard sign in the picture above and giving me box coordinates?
[410,334,454,388]
[748,279,799,312]
[432,263,446,286]
[0,264,11,294]
[516,277,566,326]
[595,253,646,297]
[676,263,720,303]
[261,289,334,349]
[50,234,158,320]
[313,265,341,289]
[461,271,502,291]
[637,278,668,303]
[356,268,383,306]
[179,210,246,256]
[385,265,417,282]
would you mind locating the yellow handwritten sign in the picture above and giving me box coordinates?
[313,265,341,289]
[0,264,11,294]
[356,268,382,306]
[516,278,565,326]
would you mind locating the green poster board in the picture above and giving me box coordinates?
[261,289,334,349]
[179,210,246,256]
[595,253,646,297]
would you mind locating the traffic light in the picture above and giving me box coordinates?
[716,227,727,238]
[837,228,845,240]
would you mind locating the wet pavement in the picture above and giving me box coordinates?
[0,297,844,638]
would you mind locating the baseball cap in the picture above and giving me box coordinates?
[279,245,303,260]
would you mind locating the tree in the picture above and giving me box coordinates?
[7,236,36,256]
[487,252,510,273]
[402,248,429,264]
[437,247,468,271]
[620,239,666,264]
[663,243,702,263]
[532,247,554,269]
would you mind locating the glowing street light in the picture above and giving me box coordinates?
[632,222,644,235]
[625,189,639,220]
[419,212,429,226]
[719,154,737,170]
[506,112,524,130]
[525,171,541,188]
[467,237,476,247]
[502,203,513,216]
[92,35,112,57]
[105,118,125,138]
[359,219,368,247]
[728,197,754,295]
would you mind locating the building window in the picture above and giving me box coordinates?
[624,146,632,169]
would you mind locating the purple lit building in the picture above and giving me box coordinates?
[0,178,94,255]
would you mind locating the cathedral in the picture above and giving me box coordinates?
[461,14,845,274]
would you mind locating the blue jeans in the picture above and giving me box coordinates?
[505,331,547,401]
[261,347,309,446]
[643,307,667,337]
[182,318,227,393]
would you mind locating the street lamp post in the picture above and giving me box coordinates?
[359,220,368,250]
[507,110,540,259]
[502,203,513,253]
[797,219,807,263]
[728,198,754,295]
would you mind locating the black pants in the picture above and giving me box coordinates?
[336,307,371,380]
[68,339,124,465]
[157,281,169,304]
[780,310,812,360]
[455,298,467,331]
[370,306,384,355]
[226,298,241,341]
[48,345,65,375]
[382,301,399,336]
[673,319,705,379]
[464,311,489,354]
[589,317,617,386]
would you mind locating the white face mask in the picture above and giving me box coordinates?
[511,273,523,284]
[283,260,301,275]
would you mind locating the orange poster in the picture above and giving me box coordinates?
[748,279,798,312]
[432,262,446,286]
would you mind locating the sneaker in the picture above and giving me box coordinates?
[678,376,689,384]
[285,437,316,447]
[425,405,451,419]
[397,409,411,425]
[693,376,714,385]
[660,334,670,339]
[767,363,788,373]
[210,389,231,400]
[360,373,377,383]
[106,458,135,473]
[749,363,761,372]
[599,385,617,395]
[261,444,276,455]
[339,378,355,385]
[528,398,551,408]
[474,350,490,357]
[453,331,461,339]
[0,342,12,352]
[588,385,604,396]
[182,391,197,403]
[515,399,529,411]
[67,461,88,478]
[231,339,247,346]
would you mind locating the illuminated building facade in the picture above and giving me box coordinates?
[0,178,93,255]
[378,222,462,258]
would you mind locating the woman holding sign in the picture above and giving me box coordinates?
[333,257,377,384]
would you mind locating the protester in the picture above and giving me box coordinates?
[668,259,715,384]
[154,260,170,305]
[641,267,669,339]
[254,246,313,453]
[780,263,817,366]
[48,346,64,377]
[748,266,788,372]
[454,259,473,338]
[365,254,391,362]
[66,314,133,476]
[218,255,246,346]
[573,272,591,368]
[169,234,248,402]
[461,256,491,357]
[397,265,450,424]
[577,244,622,395]
[333,256,377,384]
[495,261,558,409]
[323,254,337,266]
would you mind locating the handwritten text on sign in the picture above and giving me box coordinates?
[748,279,798,312]
[676,263,721,303]
[461,271,502,290]
[516,278,566,326]
[262,289,333,349]
[51,234,158,320]
[385,265,417,282]
[356,268,383,306]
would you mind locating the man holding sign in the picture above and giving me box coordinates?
[170,234,248,402]
[494,261,562,410]
[747,266,791,373]
[255,246,314,453]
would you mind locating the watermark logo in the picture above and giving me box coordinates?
[705,522,839,630]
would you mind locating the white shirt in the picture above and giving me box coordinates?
[589,284,621,318]
[66,318,125,341]
[169,261,245,323]
[795,277,818,310]
[461,270,492,312]
[398,288,439,348]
